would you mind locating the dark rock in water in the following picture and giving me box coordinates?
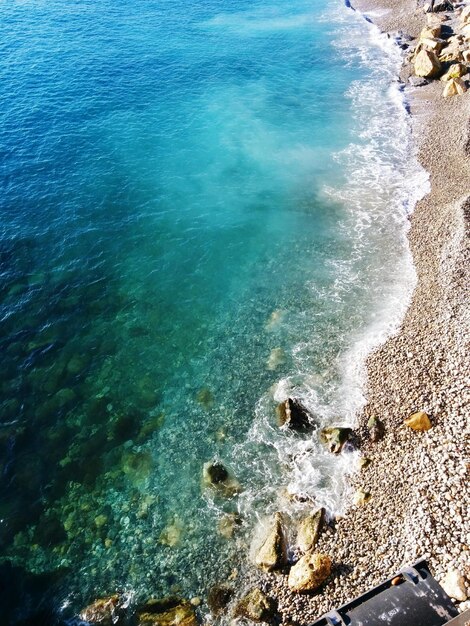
[207,462,228,484]
[202,461,241,497]
[235,588,277,623]
[136,597,197,626]
[367,416,385,442]
[276,398,315,431]
[319,427,352,453]
[33,514,67,547]
[207,585,233,616]
[79,595,121,625]
[409,76,429,87]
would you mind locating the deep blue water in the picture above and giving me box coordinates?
[0,0,427,622]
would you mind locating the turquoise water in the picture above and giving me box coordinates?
[0,0,427,622]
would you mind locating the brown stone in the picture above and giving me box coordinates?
[287,553,332,593]
[414,49,442,77]
[235,589,277,623]
[296,508,324,553]
[137,598,198,626]
[254,513,287,572]
[404,411,432,430]
[79,595,120,625]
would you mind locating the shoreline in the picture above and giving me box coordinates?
[262,0,470,621]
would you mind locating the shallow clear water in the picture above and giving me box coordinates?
[0,0,427,621]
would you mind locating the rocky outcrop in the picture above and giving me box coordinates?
[136,598,198,626]
[414,49,442,77]
[319,427,352,453]
[287,553,332,593]
[404,410,432,431]
[295,508,324,553]
[276,398,315,431]
[254,513,287,572]
[79,595,121,625]
[235,589,277,623]
[202,461,241,497]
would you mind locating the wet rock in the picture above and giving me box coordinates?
[353,487,371,506]
[287,553,332,593]
[408,76,429,87]
[276,398,315,431]
[202,461,241,498]
[137,598,197,626]
[442,77,467,96]
[79,595,121,625]
[319,427,352,453]
[159,517,183,547]
[367,416,385,443]
[296,508,324,553]
[207,584,233,616]
[440,63,468,81]
[441,569,468,601]
[235,588,277,623]
[359,457,372,470]
[218,512,242,539]
[414,49,442,77]
[404,410,432,431]
[254,512,287,572]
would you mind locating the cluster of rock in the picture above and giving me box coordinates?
[408,1,470,96]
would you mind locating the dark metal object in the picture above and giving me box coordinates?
[310,558,459,626]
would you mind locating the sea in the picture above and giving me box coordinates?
[0,0,428,623]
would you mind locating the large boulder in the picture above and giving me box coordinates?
[207,585,233,617]
[276,398,315,431]
[414,49,442,77]
[296,508,324,553]
[443,77,468,97]
[254,513,287,572]
[235,589,277,623]
[79,595,121,625]
[202,461,241,498]
[440,63,468,81]
[319,427,352,453]
[136,598,198,626]
[404,411,432,430]
[287,553,332,593]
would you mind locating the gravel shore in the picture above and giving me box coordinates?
[259,0,470,622]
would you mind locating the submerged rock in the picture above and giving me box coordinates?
[137,598,197,626]
[202,461,241,498]
[196,387,214,410]
[266,347,285,371]
[79,595,121,625]
[254,512,287,572]
[218,512,242,539]
[414,49,442,77]
[404,411,432,431]
[159,517,183,547]
[235,589,277,623]
[296,508,324,553]
[287,553,332,593]
[276,398,315,431]
[207,584,233,616]
[319,427,352,454]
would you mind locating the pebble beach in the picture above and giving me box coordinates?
[259,0,470,622]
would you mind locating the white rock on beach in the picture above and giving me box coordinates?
[442,78,467,97]
[440,569,468,601]
[287,553,332,593]
[414,49,442,77]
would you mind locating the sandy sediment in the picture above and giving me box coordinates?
[261,0,470,622]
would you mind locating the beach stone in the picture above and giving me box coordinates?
[235,588,277,623]
[353,487,371,506]
[429,0,454,12]
[367,416,385,442]
[254,512,287,572]
[296,508,324,553]
[462,50,470,63]
[461,24,470,40]
[202,461,241,498]
[420,25,442,38]
[276,398,315,431]
[420,37,446,53]
[79,595,121,625]
[439,45,463,62]
[441,570,468,601]
[404,411,432,430]
[287,553,332,593]
[319,427,352,453]
[461,5,470,24]
[414,49,442,77]
[440,63,468,81]
[207,585,233,616]
[409,76,429,87]
[218,512,242,539]
[137,598,197,626]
